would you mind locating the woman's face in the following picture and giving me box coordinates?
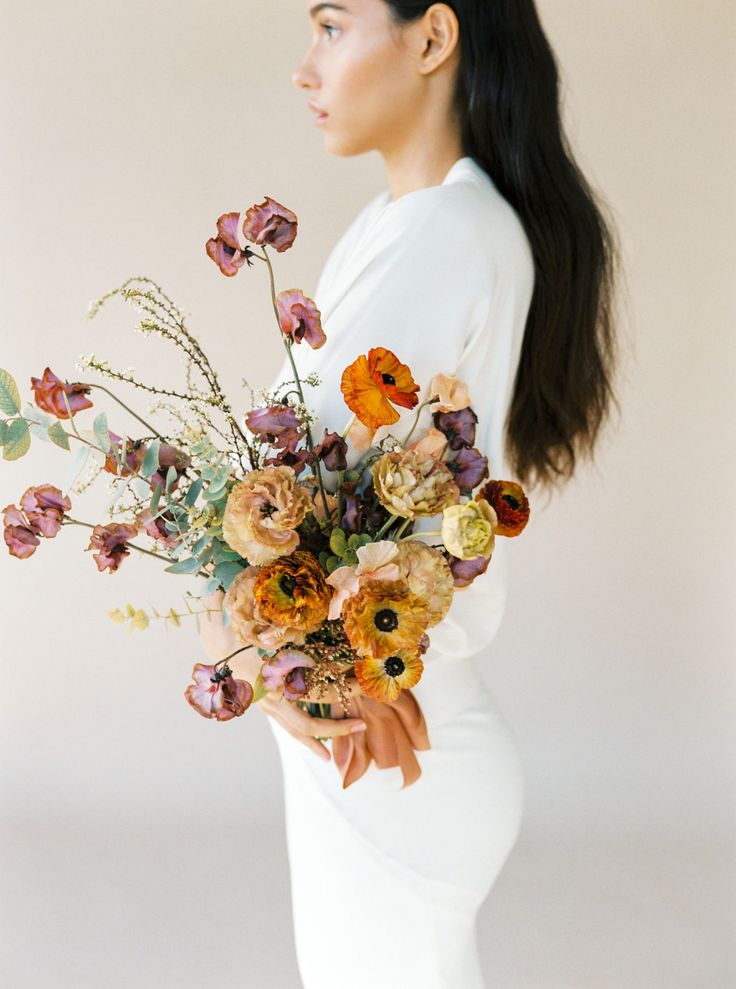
[293,0,425,157]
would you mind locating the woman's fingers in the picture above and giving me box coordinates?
[260,694,367,761]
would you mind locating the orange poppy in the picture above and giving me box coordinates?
[353,647,424,704]
[340,347,420,432]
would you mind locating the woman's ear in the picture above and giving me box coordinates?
[418,2,460,75]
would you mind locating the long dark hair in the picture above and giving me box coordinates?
[384,0,621,493]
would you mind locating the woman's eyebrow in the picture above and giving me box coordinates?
[308,2,350,19]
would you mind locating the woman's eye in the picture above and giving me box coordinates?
[319,21,338,38]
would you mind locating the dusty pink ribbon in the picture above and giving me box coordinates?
[331,688,431,790]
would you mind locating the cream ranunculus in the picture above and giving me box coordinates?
[441,499,498,560]
[371,449,460,519]
[222,464,311,566]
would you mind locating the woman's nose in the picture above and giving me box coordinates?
[292,55,318,91]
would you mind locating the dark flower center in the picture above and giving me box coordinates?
[384,656,405,678]
[502,494,520,509]
[280,574,296,597]
[381,373,396,386]
[261,500,276,517]
[374,608,398,632]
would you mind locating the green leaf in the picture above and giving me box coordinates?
[93,411,111,453]
[140,437,161,479]
[214,561,246,590]
[164,556,202,575]
[191,533,212,557]
[131,477,152,499]
[325,554,342,573]
[47,421,71,451]
[0,420,8,445]
[164,464,178,494]
[149,481,163,516]
[0,369,20,416]
[2,418,30,460]
[212,540,241,565]
[184,476,203,506]
[329,527,347,556]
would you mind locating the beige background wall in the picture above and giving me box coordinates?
[1,2,734,986]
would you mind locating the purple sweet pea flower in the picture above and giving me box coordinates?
[261,648,314,700]
[245,405,305,448]
[2,504,42,559]
[312,428,348,472]
[447,446,489,491]
[447,551,491,588]
[241,197,298,253]
[18,484,71,538]
[432,406,478,451]
[275,290,326,349]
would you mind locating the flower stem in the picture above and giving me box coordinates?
[85,383,166,440]
[398,530,441,541]
[400,398,435,447]
[257,246,332,526]
[374,513,400,541]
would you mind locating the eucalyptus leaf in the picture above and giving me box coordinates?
[131,476,152,499]
[0,369,20,416]
[212,540,241,565]
[3,418,30,460]
[149,481,163,516]
[164,464,178,494]
[140,437,161,480]
[0,420,8,445]
[197,576,221,596]
[48,420,71,450]
[62,444,90,493]
[184,476,204,506]
[93,412,111,453]
[164,556,202,575]
[214,561,246,590]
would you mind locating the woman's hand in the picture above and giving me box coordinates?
[260,689,367,763]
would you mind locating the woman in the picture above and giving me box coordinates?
[200,2,618,986]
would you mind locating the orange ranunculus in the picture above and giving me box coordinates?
[353,647,424,704]
[340,347,420,432]
[253,550,332,634]
[341,578,430,659]
[476,480,530,537]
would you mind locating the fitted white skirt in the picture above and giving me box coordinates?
[268,651,525,989]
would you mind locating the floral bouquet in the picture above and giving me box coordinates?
[1,195,530,789]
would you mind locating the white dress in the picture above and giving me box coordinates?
[264,156,535,989]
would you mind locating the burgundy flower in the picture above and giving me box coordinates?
[242,197,298,253]
[447,446,489,491]
[2,504,43,559]
[30,367,93,419]
[262,435,315,478]
[340,482,364,536]
[261,648,314,701]
[205,212,256,277]
[275,290,326,349]
[185,662,254,721]
[312,428,348,472]
[86,522,139,573]
[135,507,181,548]
[245,405,305,448]
[18,484,71,538]
[432,406,478,451]
[446,551,491,589]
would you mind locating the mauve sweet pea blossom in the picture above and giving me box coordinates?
[18,484,71,538]
[275,289,326,349]
[2,504,42,559]
[447,550,491,589]
[184,662,254,721]
[242,197,298,253]
[432,406,478,451]
[30,367,93,419]
[86,522,139,573]
[205,212,256,277]
[448,446,490,492]
[245,405,305,448]
[260,648,315,701]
